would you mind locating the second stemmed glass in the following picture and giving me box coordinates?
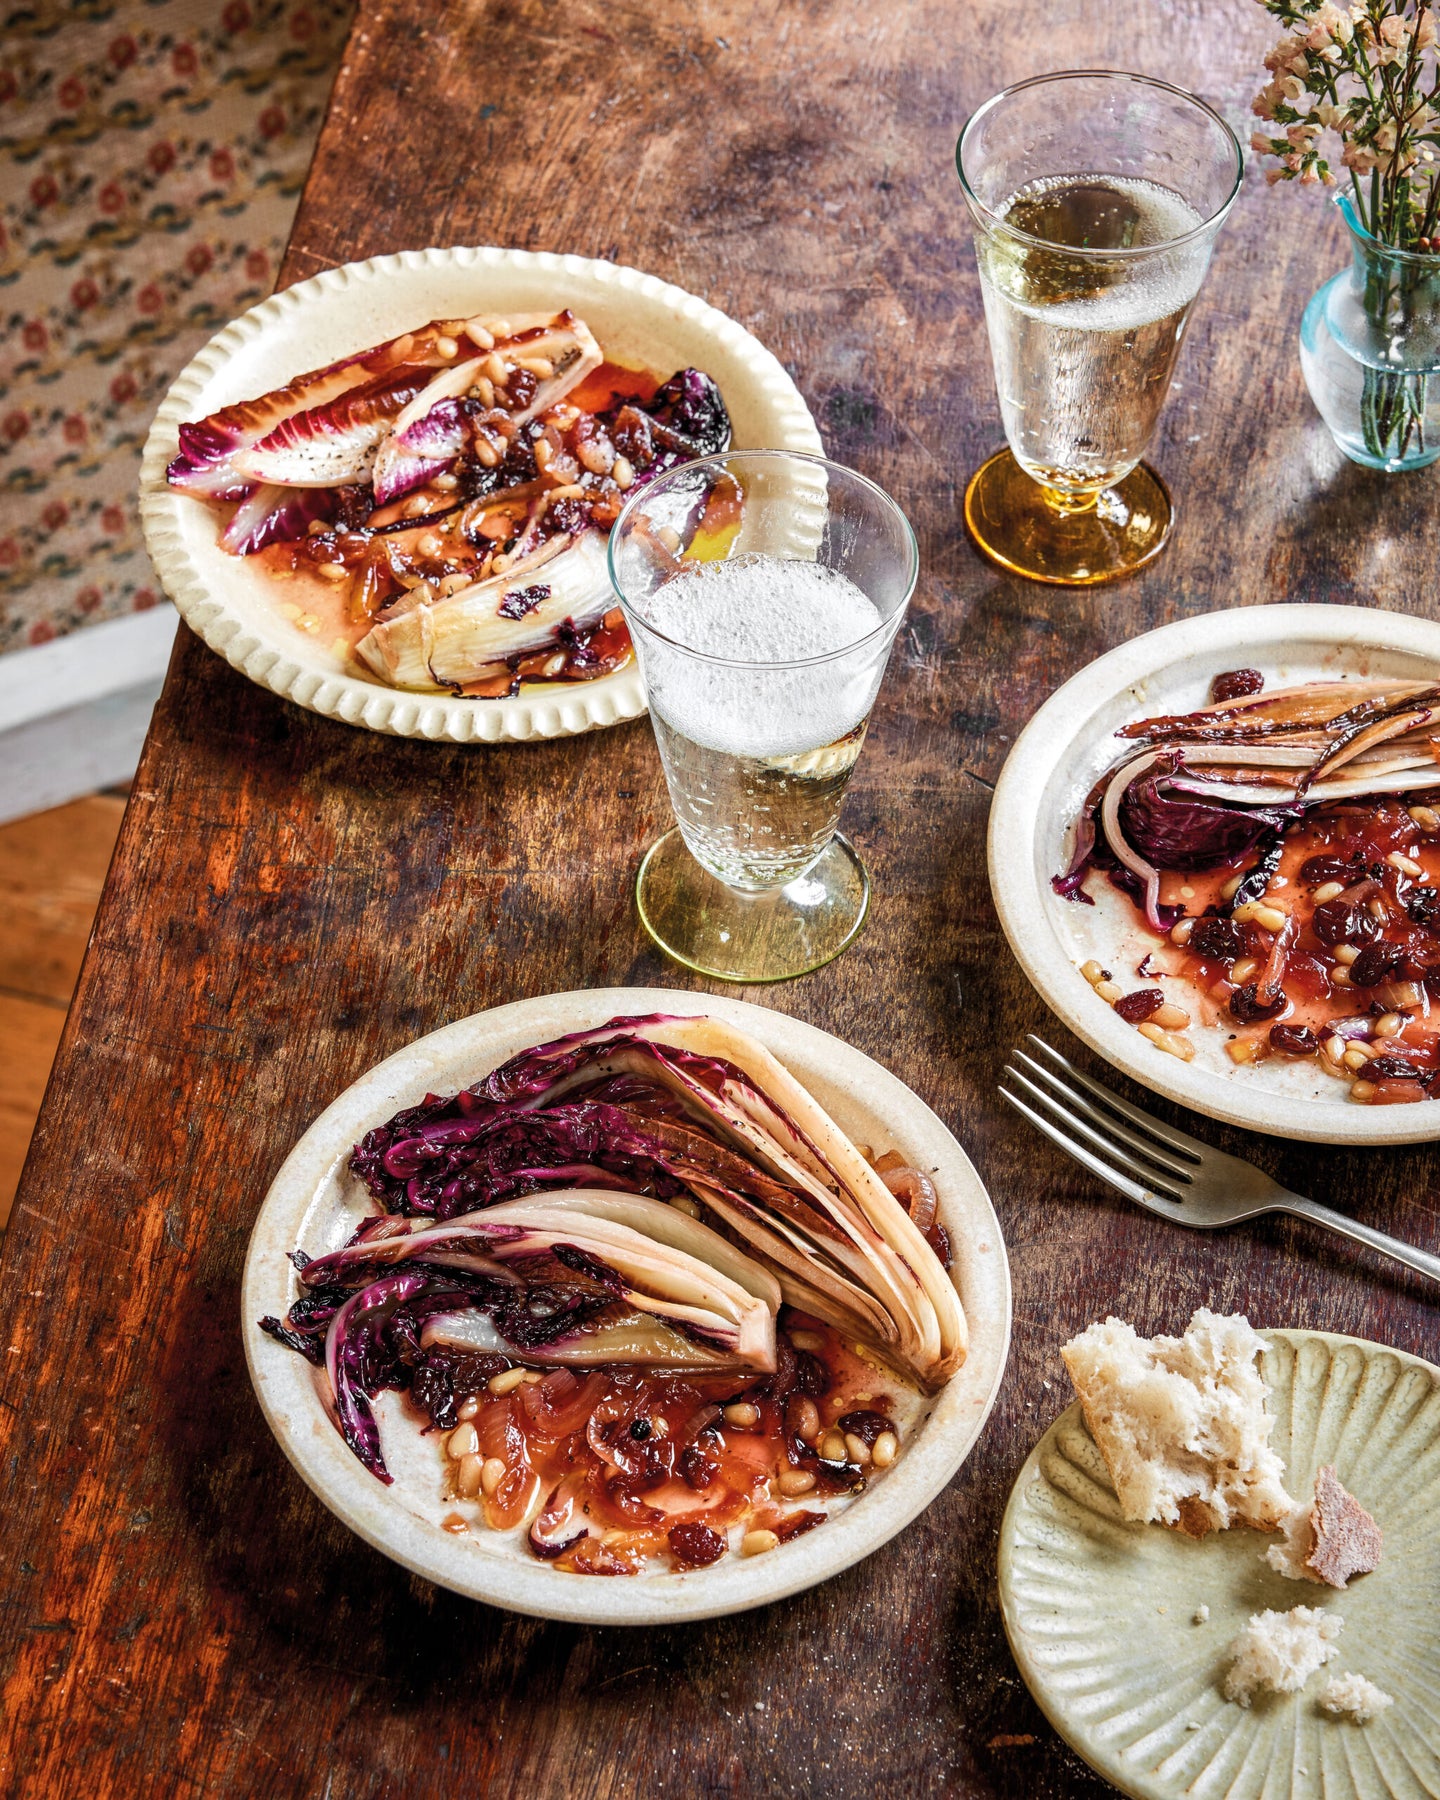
[956,70,1243,585]
[608,450,916,984]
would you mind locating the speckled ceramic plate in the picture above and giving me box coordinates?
[139,248,821,743]
[988,604,1440,1144]
[240,988,1011,1623]
[1000,1328,1440,1800]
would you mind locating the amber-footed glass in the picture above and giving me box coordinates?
[956,71,1242,585]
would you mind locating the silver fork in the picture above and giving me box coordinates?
[1000,1035,1440,1284]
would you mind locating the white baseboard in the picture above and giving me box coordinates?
[0,609,177,823]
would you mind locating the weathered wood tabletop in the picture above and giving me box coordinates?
[3,2,1438,1794]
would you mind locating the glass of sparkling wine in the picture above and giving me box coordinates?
[956,70,1242,585]
[609,450,916,983]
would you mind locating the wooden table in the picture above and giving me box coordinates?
[4,3,1437,1794]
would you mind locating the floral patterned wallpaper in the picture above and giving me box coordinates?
[0,0,353,653]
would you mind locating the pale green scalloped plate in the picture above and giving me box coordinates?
[999,1330,1440,1800]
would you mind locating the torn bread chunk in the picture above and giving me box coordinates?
[1266,1465,1383,1589]
[1061,1310,1295,1537]
[1224,1606,1343,1706]
[1319,1671,1394,1724]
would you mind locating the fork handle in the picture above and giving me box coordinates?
[1276,1194,1440,1284]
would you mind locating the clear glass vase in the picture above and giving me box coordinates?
[1300,192,1440,471]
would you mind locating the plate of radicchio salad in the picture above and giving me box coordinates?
[138,247,821,743]
[989,604,1440,1145]
[240,990,1010,1623]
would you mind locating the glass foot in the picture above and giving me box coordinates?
[635,827,871,983]
[964,449,1173,585]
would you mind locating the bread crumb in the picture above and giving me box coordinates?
[1320,1671,1394,1724]
[1224,1607,1342,1706]
[1061,1310,1294,1535]
[1266,1465,1383,1589]
[1194,1604,1210,1624]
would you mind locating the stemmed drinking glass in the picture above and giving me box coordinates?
[608,450,916,983]
[956,71,1243,585]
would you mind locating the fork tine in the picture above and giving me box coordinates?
[999,1087,1170,1211]
[1026,1035,1207,1162]
[1011,1049,1197,1182]
[1002,1069,1190,1202]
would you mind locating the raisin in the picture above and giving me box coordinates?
[836,1410,896,1447]
[679,1442,718,1491]
[795,1351,828,1397]
[1349,942,1406,987]
[1211,668,1265,703]
[1269,1024,1319,1056]
[1406,886,1440,929]
[1299,852,1364,886]
[1229,983,1285,1023]
[503,367,539,410]
[1423,966,1440,996]
[668,1522,726,1568]
[1367,1055,1426,1081]
[1190,917,1244,960]
[1114,989,1164,1022]
[1312,900,1380,947]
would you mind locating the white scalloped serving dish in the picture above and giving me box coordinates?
[240,988,1012,1624]
[138,249,822,743]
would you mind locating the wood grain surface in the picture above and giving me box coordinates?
[3,3,1438,1796]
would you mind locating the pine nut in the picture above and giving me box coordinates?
[1226,1039,1258,1064]
[464,319,495,350]
[391,333,415,360]
[1332,966,1352,986]
[546,482,586,502]
[777,1470,817,1496]
[1408,804,1440,832]
[317,562,348,581]
[670,1194,702,1218]
[417,533,444,558]
[474,375,495,408]
[438,573,473,598]
[534,437,554,470]
[1350,1079,1377,1101]
[482,352,508,384]
[480,1456,507,1497]
[447,1422,479,1460]
[723,1402,760,1429]
[577,438,613,476]
[871,1431,898,1469]
[520,1371,545,1385]
[489,1367,527,1395]
[1368,898,1387,920]
[1080,960,1106,984]
[1230,958,1259,984]
[1235,901,1287,933]
[843,1432,872,1466]
[741,1530,779,1557]
[1389,852,1424,877]
[433,471,458,491]
[1095,980,1124,1005]
[1221,874,1244,902]
[1313,880,1345,904]
[473,436,501,468]
[435,334,458,359]
[613,454,635,489]
[820,1430,848,1462]
[1152,1004,1191,1030]
[1343,1047,1372,1072]
[1170,918,1195,946]
[790,1397,820,1441]
[1324,1035,1346,1060]
[455,1454,483,1498]
[514,355,555,378]
[1138,1023,1196,1061]
[650,1415,669,1438]
[788,1329,826,1352]
[1373,1012,1405,1038]
[456,1394,480,1422]
[1334,943,1360,965]
[403,494,433,517]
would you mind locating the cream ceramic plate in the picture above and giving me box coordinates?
[138,248,822,743]
[988,604,1440,1144]
[1000,1328,1440,1800]
[239,988,1011,1623]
